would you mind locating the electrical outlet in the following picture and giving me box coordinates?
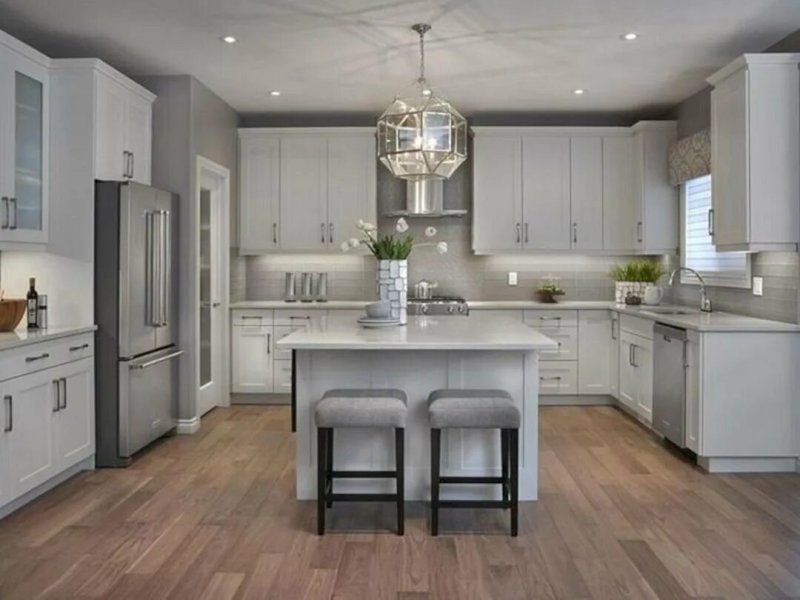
[752,276,763,296]
[508,272,518,286]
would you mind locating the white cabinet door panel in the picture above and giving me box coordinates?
[685,331,702,454]
[125,94,152,185]
[634,338,653,424]
[54,358,95,468]
[279,136,328,251]
[327,135,376,248]
[618,335,637,412]
[538,362,578,395]
[94,75,128,181]
[578,311,612,395]
[610,314,620,399]
[523,137,571,250]
[231,326,273,393]
[472,135,522,252]
[570,137,603,250]
[603,136,636,251]
[274,360,293,394]
[239,135,280,252]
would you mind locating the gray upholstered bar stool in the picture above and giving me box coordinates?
[427,389,520,536]
[315,389,407,536]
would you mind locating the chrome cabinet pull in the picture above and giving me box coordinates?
[611,319,618,341]
[25,352,50,363]
[321,223,326,244]
[272,223,278,244]
[524,222,529,244]
[1,197,8,229]
[636,221,643,243]
[539,316,561,322]
[240,315,262,321]
[3,395,11,432]
[328,223,334,244]
[631,345,638,368]
[515,223,521,243]
[130,152,135,179]
[267,333,272,355]
[52,381,60,412]
[60,378,67,410]
[123,151,130,178]
[8,198,16,230]
[69,343,90,352]
[540,376,563,381]
[573,222,578,245]
[289,316,311,320]
[708,209,715,236]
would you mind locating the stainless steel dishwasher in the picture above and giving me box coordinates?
[652,323,688,447]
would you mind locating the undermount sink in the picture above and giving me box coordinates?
[641,307,698,316]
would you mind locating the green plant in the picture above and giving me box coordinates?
[611,260,664,283]
[341,218,448,260]
[365,234,415,260]
[537,282,565,295]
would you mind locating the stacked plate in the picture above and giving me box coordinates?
[358,301,401,328]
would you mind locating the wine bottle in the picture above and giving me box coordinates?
[26,277,38,330]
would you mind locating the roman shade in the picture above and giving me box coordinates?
[668,129,711,186]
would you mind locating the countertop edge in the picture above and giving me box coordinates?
[0,325,98,352]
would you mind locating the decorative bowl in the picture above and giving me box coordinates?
[0,299,26,332]
[365,301,391,319]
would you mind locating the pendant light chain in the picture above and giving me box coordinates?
[412,23,431,86]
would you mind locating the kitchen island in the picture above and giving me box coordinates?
[277,315,557,501]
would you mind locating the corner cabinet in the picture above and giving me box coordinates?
[0,32,50,247]
[238,128,376,254]
[472,124,677,255]
[707,54,800,252]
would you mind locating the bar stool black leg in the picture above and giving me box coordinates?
[509,429,519,537]
[430,428,441,536]
[326,428,334,508]
[501,429,509,507]
[317,427,328,535]
[395,428,405,535]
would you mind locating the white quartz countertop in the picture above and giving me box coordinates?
[0,325,97,352]
[231,300,368,310]
[277,315,559,351]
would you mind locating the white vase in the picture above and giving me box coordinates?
[615,281,647,304]
[377,259,408,324]
[643,284,664,305]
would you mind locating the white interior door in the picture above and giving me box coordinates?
[197,158,229,417]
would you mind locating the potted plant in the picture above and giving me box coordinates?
[536,280,565,304]
[611,260,664,304]
[342,218,447,324]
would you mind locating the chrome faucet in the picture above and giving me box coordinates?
[668,268,712,313]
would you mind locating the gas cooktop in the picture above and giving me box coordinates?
[408,296,469,316]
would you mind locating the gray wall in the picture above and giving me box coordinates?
[659,28,800,323]
[139,75,239,421]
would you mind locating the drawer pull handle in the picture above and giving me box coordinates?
[540,376,563,381]
[289,316,311,320]
[25,352,50,363]
[53,380,60,412]
[240,316,263,320]
[539,316,561,321]
[69,343,90,352]
[3,395,12,432]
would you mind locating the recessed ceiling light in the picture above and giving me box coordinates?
[220,35,237,44]
[621,32,638,41]
[572,88,586,96]
[269,90,281,97]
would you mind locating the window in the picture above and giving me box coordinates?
[682,175,750,288]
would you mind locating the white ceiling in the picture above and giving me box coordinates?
[2,0,800,115]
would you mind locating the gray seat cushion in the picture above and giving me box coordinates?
[315,389,408,429]
[428,389,520,429]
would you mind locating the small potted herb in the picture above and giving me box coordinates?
[537,281,565,304]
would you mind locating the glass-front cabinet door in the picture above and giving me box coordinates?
[0,51,48,245]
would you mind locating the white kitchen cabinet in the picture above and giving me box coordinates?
[602,136,636,251]
[238,128,376,254]
[578,311,612,395]
[53,357,94,468]
[0,39,49,246]
[707,55,800,252]
[619,330,653,424]
[631,122,678,255]
[273,360,293,394]
[231,324,273,393]
[472,134,522,252]
[685,330,702,454]
[522,136,571,250]
[538,361,578,395]
[570,137,603,250]
[239,133,280,253]
[95,69,153,184]
[609,312,620,399]
[0,400,8,508]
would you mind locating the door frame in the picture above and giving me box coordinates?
[195,156,231,414]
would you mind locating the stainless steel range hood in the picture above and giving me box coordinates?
[385,180,468,218]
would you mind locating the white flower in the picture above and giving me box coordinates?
[396,218,409,233]
[340,240,352,252]
[356,219,366,231]
[425,226,437,238]
[348,237,361,249]
[362,222,377,232]
[436,241,448,254]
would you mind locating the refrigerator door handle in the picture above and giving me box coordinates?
[146,211,160,327]
[161,210,170,327]
[129,349,184,370]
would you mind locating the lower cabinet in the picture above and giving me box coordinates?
[619,331,653,424]
[231,323,273,393]
[578,311,613,395]
[1,347,94,509]
[538,362,578,395]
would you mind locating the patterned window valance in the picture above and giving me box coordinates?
[668,128,711,186]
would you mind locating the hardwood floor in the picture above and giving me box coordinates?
[2,405,800,599]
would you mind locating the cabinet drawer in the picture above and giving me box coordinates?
[530,327,577,361]
[620,314,653,340]
[274,309,324,325]
[232,309,273,326]
[274,325,299,360]
[538,361,578,395]
[0,333,95,382]
[274,360,293,394]
[523,310,578,329]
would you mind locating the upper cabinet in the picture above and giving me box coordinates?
[49,59,155,261]
[238,128,376,254]
[0,32,50,247]
[707,54,800,252]
[472,124,677,255]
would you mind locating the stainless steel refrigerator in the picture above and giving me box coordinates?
[95,181,180,467]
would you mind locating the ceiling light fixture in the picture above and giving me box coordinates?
[376,23,467,181]
[220,35,237,44]
[621,32,638,41]
[269,90,281,97]
[572,88,586,95]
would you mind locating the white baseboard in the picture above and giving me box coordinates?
[540,394,616,406]
[175,416,201,435]
[699,456,798,473]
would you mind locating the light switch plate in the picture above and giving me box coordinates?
[508,272,518,286]
[752,276,763,296]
